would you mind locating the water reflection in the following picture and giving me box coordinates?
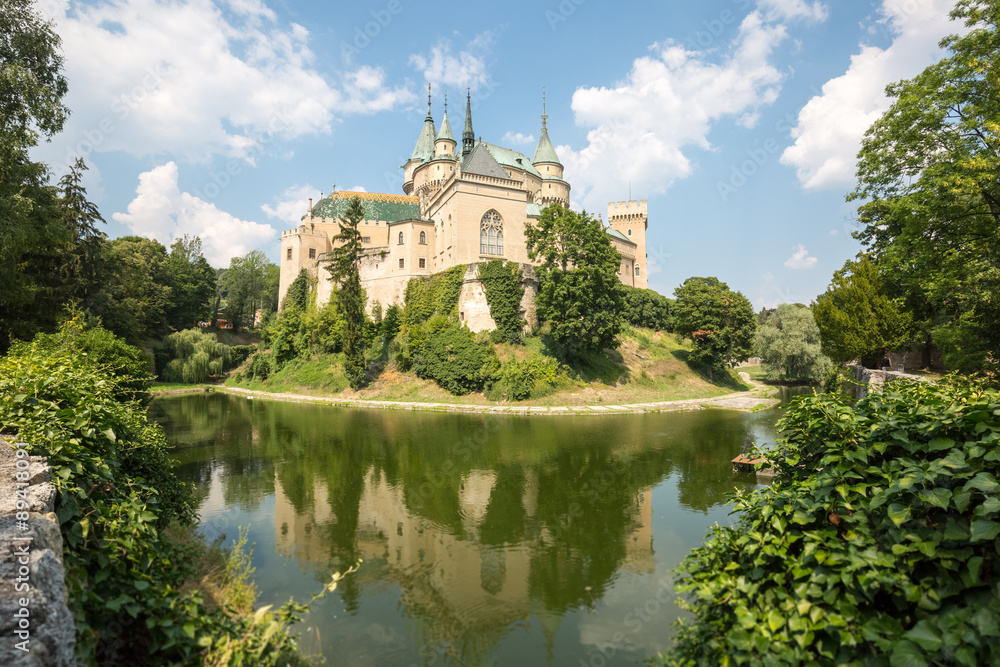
[151,394,783,666]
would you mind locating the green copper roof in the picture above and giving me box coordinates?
[311,192,420,223]
[479,141,542,178]
[532,124,561,165]
[410,115,437,162]
[526,202,542,217]
[606,228,635,244]
[437,109,455,142]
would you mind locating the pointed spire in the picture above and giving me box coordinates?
[436,92,455,143]
[409,84,436,162]
[462,88,475,158]
[532,89,561,166]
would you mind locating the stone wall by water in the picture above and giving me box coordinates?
[0,436,76,666]
[849,365,927,400]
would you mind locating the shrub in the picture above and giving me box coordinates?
[620,285,672,331]
[478,260,525,344]
[162,328,232,383]
[242,351,274,381]
[662,377,1000,666]
[381,303,402,340]
[229,344,257,367]
[485,357,561,401]
[410,316,498,394]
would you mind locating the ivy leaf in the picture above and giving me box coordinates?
[918,487,951,509]
[888,503,912,526]
[969,520,1000,543]
[890,640,929,667]
[903,620,942,652]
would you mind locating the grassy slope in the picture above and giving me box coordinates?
[223,327,750,405]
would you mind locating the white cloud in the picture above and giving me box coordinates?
[829,228,839,236]
[780,0,962,189]
[784,244,817,269]
[755,271,800,309]
[502,131,535,146]
[261,184,321,225]
[758,0,828,22]
[409,32,494,91]
[560,12,787,210]
[113,162,277,267]
[45,0,414,169]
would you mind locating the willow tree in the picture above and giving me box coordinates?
[325,197,367,389]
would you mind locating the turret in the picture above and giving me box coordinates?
[607,200,649,289]
[531,91,563,177]
[403,83,436,194]
[435,94,457,158]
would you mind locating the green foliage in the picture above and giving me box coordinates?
[242,351,274,381]
[753,303,832,383]
[228,344,257,368]
[672,276,756,380]
[282,269,309,312]
[478,259,526,344]
[525,205,624,358]
[409,315,499,395]
[813,255,912,368]
[95,235,173,342]
[325,196,368,389]
[485,356,561,401]
[222,250,275,332]
[403,264,467,326]
[161,328,232,383]
[163,235,216,330]
[661,377,1000,666]
[850,1,1000,373]
[620,285,672,331]
[381,303,402,340]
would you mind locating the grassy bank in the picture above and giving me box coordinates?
[223,327,750,406]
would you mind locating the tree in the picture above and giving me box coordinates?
[812,256,912,368]
[753,303,832,383]
[850,0,1000,372]
[620,285,672,331]
[223,250,273,332]
[524,205,623,358]
[324,197,367,389]
[94,236,172,342]
[164,235,216,329]
[672,277,755,380]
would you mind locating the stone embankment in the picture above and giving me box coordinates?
[849,365,927,400]
[0,436,75,666]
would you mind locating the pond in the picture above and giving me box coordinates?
[150,391,806,666]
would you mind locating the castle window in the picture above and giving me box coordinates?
[308,248,316,259]
[419,231,426,244]
[399,258,405,269]
[635,265,641,277]
[419,258,426,269]
[480,210,504,255]
[286,247,292,260]
[363,237,371,243]
[398,231,404,245]
[628,228,632,236]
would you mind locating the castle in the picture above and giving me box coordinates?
[278,88,649,328]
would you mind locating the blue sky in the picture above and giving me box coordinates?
[32,0,963,308]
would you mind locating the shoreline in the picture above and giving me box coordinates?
[151,383,781,415]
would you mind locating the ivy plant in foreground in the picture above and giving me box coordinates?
[660,377,1000,666]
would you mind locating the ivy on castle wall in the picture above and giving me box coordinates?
[478,260,525,344]
[403,264,466,326]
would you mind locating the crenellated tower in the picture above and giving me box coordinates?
[607,200,648,289]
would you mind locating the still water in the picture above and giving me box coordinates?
[150,392,802,666]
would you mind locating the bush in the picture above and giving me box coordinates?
[410,316,498,394]
[242,351,274,381]
[485,357,561,401]
[662,377,1000,666]
[478,260,525,344]
[620,285,672,331]
[229,344,257,367]
[161,328,232,383]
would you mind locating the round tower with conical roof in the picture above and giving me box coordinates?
[404,84,437,195]
[435,94,457,158]
[532,92,569,207]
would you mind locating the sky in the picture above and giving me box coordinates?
[30,0,967,309]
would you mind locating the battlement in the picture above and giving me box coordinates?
[607,199,648,219]
[281,225,326,239]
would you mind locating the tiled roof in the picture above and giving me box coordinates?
[462,144,510,179]
[479,141,542,178]
[526,202,542,217]
[437,110,455,142]
[410,116,437,162]
[311,191,420,223]
[532,125,561,165]
[606,228,636,244]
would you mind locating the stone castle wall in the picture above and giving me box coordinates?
[0,437,75,666]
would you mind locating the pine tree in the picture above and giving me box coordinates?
[325,197,367,389]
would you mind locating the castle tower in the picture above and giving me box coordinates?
[434,94,457,157]
[403,84,436,195]
[607,200,649,289]
[532,91,570,207]
[462,89,475,158]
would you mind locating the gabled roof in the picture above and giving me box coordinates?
[311,191,420,223]
[479,141,542,178]
[462,144,510,179]
[606,228,636,245]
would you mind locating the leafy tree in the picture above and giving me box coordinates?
[381,303,402,340]
[812,255,912,368]
[753,303,832,383]
[282,269,310,312]
[324,197,367,389]
[850,0,1000,372]
[525,205,623,358]
[94,236,173,342]
[662,377,1000,666]
[163,235,216,329]
[161,328,232,383]
[672,276,755,380]
[223,250,274,332]
[620,285,672,331]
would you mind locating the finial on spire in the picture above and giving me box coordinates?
[542,88,548,129]
[444,92,448,114]
[462,88,475,158]
[426,82,432,118]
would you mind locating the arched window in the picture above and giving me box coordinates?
[419,231,426,244]
[635,265,641,277]
[398,231,404,245]
[480,210,503,255]
[628,228,632,236]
